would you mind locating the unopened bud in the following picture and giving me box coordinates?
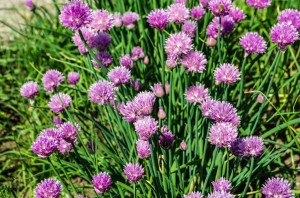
[257,93,264,103]
[158,107,166,119]
[180,140,187,151]
[206,37,217,47]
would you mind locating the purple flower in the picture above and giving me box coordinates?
[20,81,39,99]
[165,32,192,56]
[166,54,178,68]
[181,51,207,73]
[42,70,64,93]
[207,191,234,198]
[182,20,197,38]
[180,140,187,151]
[158,106,166,119]
[184,192,203,198]
[59,0,92,30]
[191,6,205,21]
[200,0,211,8]
[214,63,240,84]
[209,122,238,147]
[278,9,300,31]
[151,83,164,97]
[131,47,145,61]
[124,163,144,183]
[133,91,156,115]
[186,85,209,105]
[134,116,158,140]
[92,172,112,194]
[48,93,72,113]
[167,3,190,24]
[94,32,112,51]
[113,12,123,27]
[230,138,245,157]
[206,16,235,39]
[246,0,272,9]
[209,101,240,126]
[120,54,133,69]
[201,99,217,118]
[89,81,115,105]
[40,128,61,140]
[208,0,232,17]
[229,8,246,23]
[72,28,96,54]
[159,130,175,149]
[239,32,267,55]
[57,139,73,154]
[212,177,231,192]
[262,177,293,198]
[90,10,114,31]
[257,93,264,103]
[67,72,80,85]
[243,136,264,157]
[165,82,170,95]
[34,178,62,198]
[25,0,35,11]
[53,117,63,127]
[108,66,131,86]
[136,139,151,159]
[147,9,169,30]
[270,23,299,51]
[32,136,57,158]
[59,121,80,142]
[174,0,186,4]
[94,51,113,68]
[118,101,141,122]
[132,80,143,91]
[122,12,139,29]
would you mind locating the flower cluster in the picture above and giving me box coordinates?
[89,80,115,105]
[239,32,267,55]
[185,85,209,105]
[124,163,144,183]
[231,136,264,157]
[208,178,234,198]
[34,178,62,198]
[20,81,39,99]
[262,177,294,198]
[214,63,240,84]
[92,172,112,194]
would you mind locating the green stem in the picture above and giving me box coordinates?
[159,31,165,85]
[217,17,222,63]
[241,157,255,197]
[237,56,247,108]
[57,157,78,195]
[202,147,218,194]
[134,183,136,198]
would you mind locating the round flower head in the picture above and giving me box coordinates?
[207,191,235,198]
[48,93,72,114]
[212,177,231,192]
[206,16,235,39]
[113,12,123,27]
[214,63,240,84]
[209,122,238,147]
[243,136,264,157]
[133,91,156,115]
[42,70,64,93]
[191,6,205,21]
[200,0,211,8]
[201,99,217,118]
[165,32,192,56]
[25,0,35,11]
[167,3,190,24]
[147,9,169,30]
[209,101,240,126]
[230,138,246,157]
[174,0,186,4]
[20,81,39,99]
[122,12,139,29]
[108,66,131,86]
[186,85,209,105]
[166,54,178,68]
[184,191,203,198]
[92,172,112,194]
[34,178,62,198]
[118,101,141,122]
[131,47,145,61]
[182,20,197,38]
[278,9,300,31]
[239,32,267,55]
[59,121,81,142]
[40,128,61,140]
[53,117,63,127]
[159,130,175,149]
[124,163,144,183]
[32,136,57,158]
[270,23,299,51]
[151,83,164,97]
[72,28,96,54]
[120,54,133,69]
[94,51,113,68]
[134,116,158,140]
[132,80,143,91]
[229,8,246,23]
[90,10,114,32]
[59,0,92,30]
[89,80,115,105]
[136,139,151,159]
[57,139,73,154]
[206,37,217,47]
[179,140,187,151]
[262,177,293,198]
[67,72,80,85]
[94,32,112,51]
[246,0,272,9]
[209,0,232,17]
[181,51,207,73]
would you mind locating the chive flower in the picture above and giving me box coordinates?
[120,54,133,69]
[134,116,158,140]
[90,10,114,32]
[229,8,246,23]
[209,122,238,147]
[186,85,209,105]
[124,163,144,183]
[270,23,299,51]
[92,172,112,194]
[67,72,80,85]
[262,177,294,198]
[184,192,203,198]
[246,0,272,9]
[136,139,151,159]
[88,81,115,105]
[147,9,169,30]
[278,9,300,31]
[214,63,240,85]
[48,93,72,113]
[167,3,190,24]
[191,6,205,21]
[239,32,267,55]
[122,12,139,29]
[34,178,62,198]
[42,70,64,93]
[108,66,131,86]
[181,51,207,73]
[165,32,192,56]
[212,177,231,192]
[208,0,232,17]
[20,81,39,99]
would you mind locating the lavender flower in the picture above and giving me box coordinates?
[212,177,231,192]
[278,9,300,31]
[67,72,80,85]
[159,130,175,149]
[230,138,245,157]
[239,32,267,55]
[131,47,145,61]
[122,12,139,29]
[59,0,92,30]
[200,0,211,8]
[165,32,192,56]
[90,10,114,31]
[180,140,187,151]
[158,107,166,119]
[40,128,61,140]
[191,6,205,21]
[270,23,299,51]
[214,63,240,84]
[208,0,232,17]
[209,101,240,126]
[243,136,264,157]
[136,139,151,159]
[120,54,133,69]
[59,121,80,142]
[206,16,235,39]
[42,70,64,93]
[48,93,72,113]
[57,139,73,154]
[20,81,39,99]
[92,172,112,194]
[94,32,112,51]
[94,51,113,68]
[25,0,35,11]
[124,163,144,183]
[89,81,115,105]
[32,136,57,158]
[108,66,131,86]
[151,83,164,97]
[147,9,169,30]
[174,0,186,4]
[181,51,207,73]
[186,85,209,105]
[262,177,294,198]
[34,178,62,198]
[53,117,63,127]
[166,54,178,68]
[207,191,235,198]
[132,80,143,91]
[184,192,203,198]
[229,8,246,23]
[167,3,189,24]
[246,0,272,9]
[134,116,158,140]
[113,12,123,27]
[201,99,217,118]
[72,28,96,54]
[182,20,197,38]
[118,101,141,122]
[133,91,156,115]
[209,122,238,147]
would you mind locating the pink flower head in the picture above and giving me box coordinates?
[165,32,192,56]
[209,0,232,17]
[92,172,112,194]
[262,177,293,198]
[206,16,235,39]
[134,116,158,140]
[186,85,209,105]
[20,81,39,99]
[184,192,203,198]
[159,129,175,149]
[239,32,267,55]
[32,129,59,158]
[158,106,166,119]
[89,80,115,105]
[67,72,80,85]
[132,80,143,91]
[246,0,272,9]
[108,66,131,86]
[113,12,122,27]
[57,139,73,154]
[59,0,92,30]
[165,82,170,95]
[90,10,114,31]
[191,6,205,21]
[59,121,81,142]
[214,63,240,84]
[151,83,164,97]
[200,0,211,8]
[94,32,112,51]
[181,51,207,73]
[243,136,264,157]
[209,101,240,126]
[229,8,246,23]
[182,20,197,38]
[34,178,62,198]
[179,140,187,151]
[166,54,179,68]
[122,12,139,29]
[147,9,169,30]
[207,191,234,198]
[72,28,96,54]
[94,51,113,68]
[167,3,190,24]
[133,91,156,115]
[124,163,144,183]
[48,93,72,113]
[174,0,186,4]
[270,23,299,51]
[25,0,35,11]
[42,70,64,93]
[53,117,63,127]
[201,99,217,118]
[136,139,151,159]
[131,47,145,61]
[118,101,141,122]
[212,177,231,192]
[278,9,300,31]
[120,54,134,69]
[209,122,238,147]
